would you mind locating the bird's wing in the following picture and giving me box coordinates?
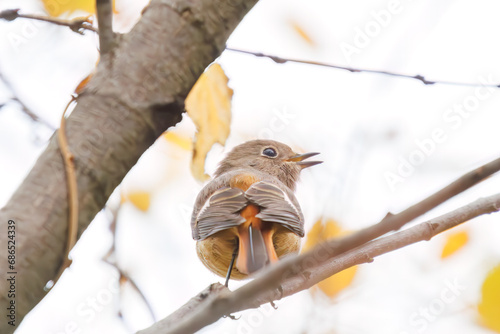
[245,181,304,237]
[192,181,247,240]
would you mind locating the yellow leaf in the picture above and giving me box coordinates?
[162,132,192,151]
[123,191,150,212]
[316,266,357,297]
[302,219,357,298]
[186,63,233,181]
[42,0,116,17]
[289,20,316,46]
[441,230,469,259]
[478,264,500,333]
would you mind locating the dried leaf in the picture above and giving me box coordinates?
[441,230,469,259]
[75,57,99,94]
[42,0,116,17]
[75,73,93,94]
[122,191,151,212]
[162,132,192,151]
[478,264,500,333]
[186,63,233,181]
[302,219,357,298]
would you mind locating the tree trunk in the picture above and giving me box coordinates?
[0,0,258,331]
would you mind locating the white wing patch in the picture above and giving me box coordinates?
[196,195,213,222]
[283,191,301,218]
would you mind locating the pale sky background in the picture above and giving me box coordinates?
[1,0,500,333]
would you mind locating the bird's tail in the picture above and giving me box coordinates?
[236,205,278,274]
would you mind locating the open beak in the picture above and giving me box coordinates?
[286,152,323,169]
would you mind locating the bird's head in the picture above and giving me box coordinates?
[214,139,322,190]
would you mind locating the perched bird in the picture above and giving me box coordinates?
[191,139,322,283]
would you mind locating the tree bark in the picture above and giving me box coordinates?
[0,0,258,331]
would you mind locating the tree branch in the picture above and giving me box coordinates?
[143,156,500,333]
[277,193,500,297]
[323,156,500,257]
[137,283,230,334]
[103,205,156,322]
[148,192,500,334]
[0,71,55,130]
[0,0,258,331]
[225,47,500,88]
[95,0,115,54]
[0,9,98,34]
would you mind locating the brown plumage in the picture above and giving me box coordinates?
[191,140,322,280]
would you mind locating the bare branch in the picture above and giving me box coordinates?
[148,192,500,334]
[0,71,55,130]
[95,0,115,54]
[225,47,500,89]
[278,193,500,296]
[0,9,98,34]
[143,156,500,333]
[323,155,500,256]
[103,205,156,322]
[118,272,157,322]
[136,284,231,334]
[137,284,230,334]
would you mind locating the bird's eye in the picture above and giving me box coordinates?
[262,147,277,158]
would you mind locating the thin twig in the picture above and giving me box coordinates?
[151,192,500,334]
[118,272,157,322]
[103,205,157,322]
[0,71,55,130]
[11,98,56,131]
[0,9,98,34]
[225,47,500,88]
[53,97,79,284]
[95,0,115,54]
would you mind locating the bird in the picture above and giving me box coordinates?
[190,139,322,284]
